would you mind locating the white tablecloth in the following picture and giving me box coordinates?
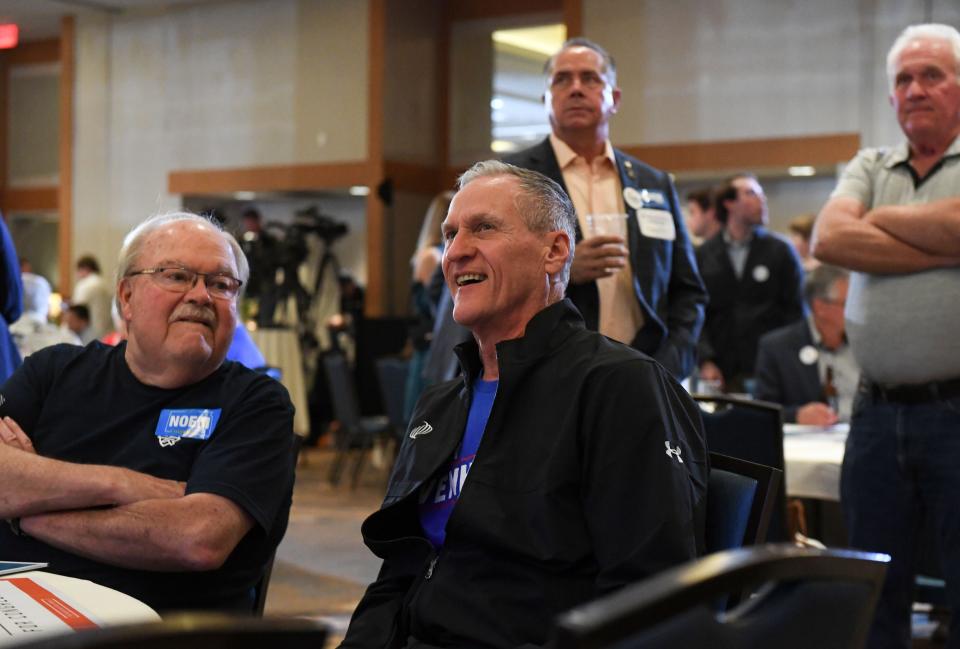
[249,328,310,438]
[782,423,848,501]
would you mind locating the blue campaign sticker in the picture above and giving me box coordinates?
[155,408,222,441]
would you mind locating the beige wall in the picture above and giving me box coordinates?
[72,0,370,283]
[582,0,960,150]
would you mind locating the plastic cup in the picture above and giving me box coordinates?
[586,213,627,239]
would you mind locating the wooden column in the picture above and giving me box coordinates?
[365,0,387,316]
[59,16,75,296]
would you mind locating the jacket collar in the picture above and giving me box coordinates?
[453,299,585,393]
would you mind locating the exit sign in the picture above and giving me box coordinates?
[0,25,19,50]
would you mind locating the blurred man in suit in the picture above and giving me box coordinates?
[502,38,706,380]
[696,173,805,392]
[754,265,856,424]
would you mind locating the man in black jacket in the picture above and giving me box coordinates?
[502,38,706,381]
[339,161,707,649]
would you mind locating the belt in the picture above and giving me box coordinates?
[868,377,960,404]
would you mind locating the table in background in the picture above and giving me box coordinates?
[782,423,848,502]
[782,423,849,544]
[249,327,310,438]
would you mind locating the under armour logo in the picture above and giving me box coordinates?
[409,421,433,439]
[158,436,180,448]
[665,441,683,463]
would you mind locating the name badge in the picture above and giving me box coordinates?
[636,208,676,241]
[155,408,222,441]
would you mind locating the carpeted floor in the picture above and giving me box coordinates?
[263,445,388,644]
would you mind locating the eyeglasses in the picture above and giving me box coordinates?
[548,70,608,90]
[127,267,243,300]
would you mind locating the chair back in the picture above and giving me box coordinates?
[706,452,781,554]
[322,351,362,430]
[554,545,889,649]
[375,356,409,439]
[18,614,328,649]
[695,395,788,541]
[251,552,276,616]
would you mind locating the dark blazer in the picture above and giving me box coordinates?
[695,228,805,387]
[754,319,823,423]
[503,138,707,380]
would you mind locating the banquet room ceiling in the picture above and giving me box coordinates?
[0,0,223,41]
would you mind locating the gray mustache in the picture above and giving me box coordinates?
[170,305,216,326]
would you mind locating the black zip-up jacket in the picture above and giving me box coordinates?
[340,300,708,649]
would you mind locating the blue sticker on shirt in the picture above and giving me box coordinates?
[155,409,221,441]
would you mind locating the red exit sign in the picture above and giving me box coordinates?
[0,24,18,50]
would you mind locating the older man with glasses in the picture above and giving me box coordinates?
[0,211,296,613]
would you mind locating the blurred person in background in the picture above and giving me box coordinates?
[696,173,805,393]
[754,265,856,424]
[685,185,721,245]
[63,304,92,344]
[788,213,820,272]
[0,215,22,381]
[73,254,113,340]
[404,191,454,421]
[10,272,81,358]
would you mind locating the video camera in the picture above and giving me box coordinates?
[290,205,349,245]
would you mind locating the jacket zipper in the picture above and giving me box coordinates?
[425,555,438,580]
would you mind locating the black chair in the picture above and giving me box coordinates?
[322,351,392,488]
[251,552,275,616]
[251,434,302,615]
[706,452,781,554]
[694,395,789,541]
[554,544,890,649]
[374,356,410,444]
[19,614,327,649]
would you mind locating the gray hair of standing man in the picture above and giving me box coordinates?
[457,160,577,288]
[543,37,618,87]
[803,264,849,305]
[115,211,250,309]
[886,23,960,91]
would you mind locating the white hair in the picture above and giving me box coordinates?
[115,211,249,309]
[886,24,960,91]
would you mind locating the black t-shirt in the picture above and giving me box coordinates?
[0,342,296,612]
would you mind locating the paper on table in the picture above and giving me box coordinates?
[0,576,99,645]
